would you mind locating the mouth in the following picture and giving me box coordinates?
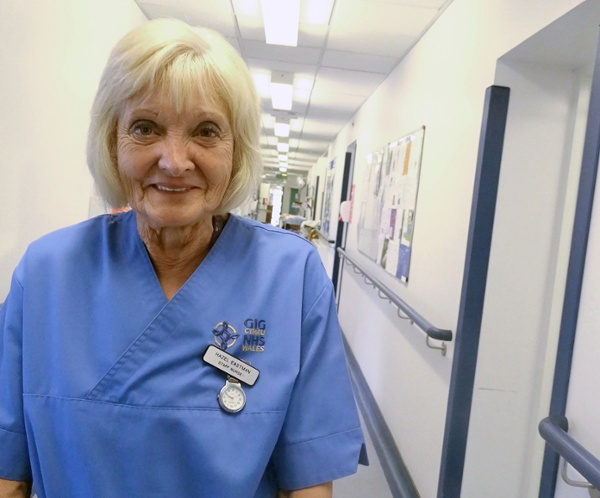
[154,184,193,193]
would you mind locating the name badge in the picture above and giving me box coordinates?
[202,345,260,386]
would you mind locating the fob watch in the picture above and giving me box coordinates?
[217,377,246,413]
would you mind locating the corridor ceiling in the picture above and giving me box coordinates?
[133,0,453,181]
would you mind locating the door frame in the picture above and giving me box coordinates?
[332,141,357,297]
[538,31,600,498]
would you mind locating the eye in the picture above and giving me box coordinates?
[130,120,156,137]
[195,122,220,139]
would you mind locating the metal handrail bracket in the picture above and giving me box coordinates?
[539,416,600,490]
[337,248,453,355]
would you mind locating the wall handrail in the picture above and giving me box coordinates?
[337,248,453,354]
[539,416,600,490]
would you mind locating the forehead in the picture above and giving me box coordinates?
[120,86,229,122]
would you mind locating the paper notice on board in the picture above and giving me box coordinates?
[358,127,425,283]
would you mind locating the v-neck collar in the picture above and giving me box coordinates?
[124,211,238,304]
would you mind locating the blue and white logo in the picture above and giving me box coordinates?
[212,321,239,350]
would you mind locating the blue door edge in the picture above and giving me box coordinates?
[538,31,600,498]
[437,85,511,498]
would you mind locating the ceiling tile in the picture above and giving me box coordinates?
[297,24,329,48]
[309,92,367,115]
[300,117,346,139]
[321,49,397,73]
[300,0,336,24]
[235,17,265,42]
[243,40,322,65]
[224,36,242,54]
[328,0,438,57]
[370,0,449,7]
[246,58,317,78]
[293,147,329,161]
[230,0,261,16]
[137,1,235,36]
[293,145,328,159]
[312,67,385,98]
[258,98,308,120]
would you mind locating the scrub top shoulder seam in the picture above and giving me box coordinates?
[301,279,332,326]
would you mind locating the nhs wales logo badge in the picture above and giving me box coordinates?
[213,322,239,350]
[242,318,266,352]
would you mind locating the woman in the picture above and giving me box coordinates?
[0,18,366,498]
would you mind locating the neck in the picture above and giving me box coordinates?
[137,215,227,299]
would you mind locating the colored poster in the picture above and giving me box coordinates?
[357,127,425,283]
[377,128,424,282]
[397,209,415,282]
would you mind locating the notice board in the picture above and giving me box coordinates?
[357,127,425,283]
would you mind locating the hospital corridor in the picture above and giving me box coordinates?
[3,0,600,497]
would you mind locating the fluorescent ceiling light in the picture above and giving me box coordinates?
[278,154,288,161]
[274,122,290,138]
[277,142,290,153]
[271,72,294,111]
[271,83,293,110]
[260,0,300,47]
[279,166,288,172]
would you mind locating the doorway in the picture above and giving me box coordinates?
[332,141,357,297]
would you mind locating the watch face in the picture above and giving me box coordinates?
[218,382,246,413]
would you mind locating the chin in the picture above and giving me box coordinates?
[137,207,208,229]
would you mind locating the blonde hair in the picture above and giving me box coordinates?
[87,18,262,213]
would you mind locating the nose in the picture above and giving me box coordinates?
[157,136,194,175]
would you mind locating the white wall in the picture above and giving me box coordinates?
[314,0,589,495]
[556,85,600,497]
[463,59,590,498]
[0,0,147,298]
[307,156,330,226]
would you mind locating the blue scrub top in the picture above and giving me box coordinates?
[0,212,366,497]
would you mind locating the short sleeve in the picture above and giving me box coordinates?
[0,269,32,481]
[271,279,367,490]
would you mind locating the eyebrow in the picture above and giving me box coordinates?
[126,106,227,122]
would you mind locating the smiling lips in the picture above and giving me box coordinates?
[154,184,193,193]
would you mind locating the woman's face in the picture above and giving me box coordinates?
[116,89,234,231]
